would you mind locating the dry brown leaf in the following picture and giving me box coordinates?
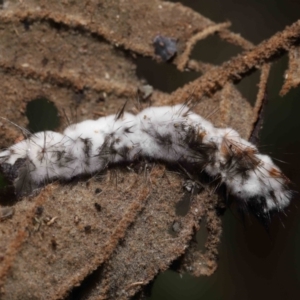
[0,1,299,300]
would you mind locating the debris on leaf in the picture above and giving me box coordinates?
[0,207,14,222]
[153,35,177,61]
[138,84,154,100]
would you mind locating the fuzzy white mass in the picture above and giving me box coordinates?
[0,105,291,214]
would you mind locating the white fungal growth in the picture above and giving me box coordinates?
[0,105,291,214]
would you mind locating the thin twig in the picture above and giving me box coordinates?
[218,29,254,50]
[249,64,271,143]
[169,20,300,105]
[177,21,231,71]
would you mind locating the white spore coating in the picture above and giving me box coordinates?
[0,105,291,214]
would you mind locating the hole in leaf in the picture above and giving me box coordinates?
[26,97,60,133]
[66,265,104,300]
[196,220,209,251]
[191,34,242,65]
[150,269,220,300]
[175,192,192,216]
[136,57,199,93]
[236,70,260,106]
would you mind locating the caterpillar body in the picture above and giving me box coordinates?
[0,104,291,216]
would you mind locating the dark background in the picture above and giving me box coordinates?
[136,1,300,299]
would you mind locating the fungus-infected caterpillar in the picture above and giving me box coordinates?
[0,104,291,217]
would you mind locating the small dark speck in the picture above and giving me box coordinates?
[41,57,49,67]
[35,206,44,216]
[94,202,101,212]
[95,188,102,194]
[22,19,32,30]
[153,35,177,62]
[84,225,92,233]
[96,96,105,103]
[51,237,57,250]
[73,90,85,104]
